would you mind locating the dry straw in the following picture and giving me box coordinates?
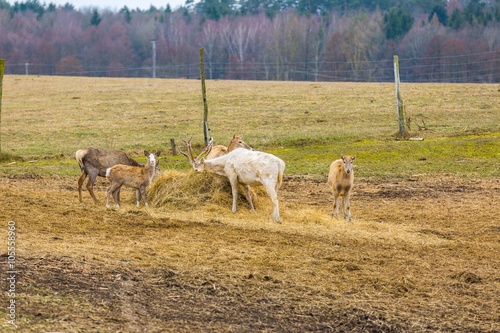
[148,170,268,210]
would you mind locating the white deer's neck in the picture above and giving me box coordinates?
[203,157,228,177]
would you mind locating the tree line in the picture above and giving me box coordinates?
[1,0,499,82]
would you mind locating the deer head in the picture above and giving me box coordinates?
[228,134,253,151]
[179,137,213,172]
[341,155,355,174]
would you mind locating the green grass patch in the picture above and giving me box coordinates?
[1,76,498,179]
[271,133,500,179]
[0,151,23,163]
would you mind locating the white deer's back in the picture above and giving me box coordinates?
[223,148,285,185]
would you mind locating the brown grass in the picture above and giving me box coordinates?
[2,76,498,158]
[0,76,498,332]
[0,173,498,332]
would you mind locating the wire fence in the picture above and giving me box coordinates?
[4,50,500,83]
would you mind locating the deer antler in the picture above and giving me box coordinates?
[179,137,214,163]
[198,138,214,158]
[178,136,195,161]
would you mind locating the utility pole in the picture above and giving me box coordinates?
[151,40,156,78]
[199,48,210,146]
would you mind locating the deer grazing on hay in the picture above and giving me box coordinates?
[106,151,160,208]
[179,137,285,223]
[76,148,142,203]
[205,134,253,159]
[327,155,355,222]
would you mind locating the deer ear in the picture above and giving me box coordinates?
[352,156,356,161]
[156,151,161,157]
[144,150,149,157]
[341,155,345,161]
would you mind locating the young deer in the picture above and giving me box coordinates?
[105,151,160,208]
[76,148,142,203]
[205,134,253,159]
[179,138,285,223]
[327,155,355,222]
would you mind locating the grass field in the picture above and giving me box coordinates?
[0,76,499,332]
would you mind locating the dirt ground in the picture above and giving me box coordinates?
[1,174,499,332]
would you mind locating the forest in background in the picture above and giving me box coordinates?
[1,0,499,82]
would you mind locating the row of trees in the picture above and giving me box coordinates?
[1,0,499,82]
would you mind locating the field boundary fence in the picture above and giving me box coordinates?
[4,50,500,83]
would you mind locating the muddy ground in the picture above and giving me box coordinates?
[1,174,499,332]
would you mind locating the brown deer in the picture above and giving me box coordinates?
[327,155,355,222]
[205,134,253,159]
[105,151,160,208]
[76,148,142,203]
[179,138,285,223]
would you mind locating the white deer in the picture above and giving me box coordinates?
[179,138,285,223]
[105,151,160,208]
[327,155,355,222]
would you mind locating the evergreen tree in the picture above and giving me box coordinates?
[91,9,101,26]
[463,0,491,26]
[429,5,447,26]
[196,0,236,20]
[0,0,10,10]
[120,6,132,23]
[384,6,414,40]
[448,8,464,30]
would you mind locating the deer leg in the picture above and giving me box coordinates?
[139,187,148,207]
[228,176,239,213]
[112,186,121,208]
[135,189,141,207]
[244,185,255,211]
[341,194,347,220]
[264,183,281,223]
[107,183,120,208]
[262,180,280,223]
[332,193,339,218]
[106,184,113,208]
[87,173,99,204]
[345,192,352,222]
[77,171,87,203]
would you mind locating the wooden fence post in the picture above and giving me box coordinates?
[393,55,408,139]
[170,138,177,156]
[0,59,4,153]
[200,48,211,146]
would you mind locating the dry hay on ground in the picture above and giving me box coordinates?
[0,175,498,332]
[148,170,269,211]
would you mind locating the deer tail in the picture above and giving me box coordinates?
[276,161,284,191]
[75,149,87,171]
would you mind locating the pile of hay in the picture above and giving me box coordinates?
[148,170,266,210]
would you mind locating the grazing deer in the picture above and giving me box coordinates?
[76,148,142,203]
[105,151,160,208]
[327,155,355,222]
[205,134,253,159]
[179,138,285,223]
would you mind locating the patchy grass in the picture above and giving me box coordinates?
[1,173,499,332]
[1,76,499,179]
[0,76,498,332]
[0,151,23,163]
